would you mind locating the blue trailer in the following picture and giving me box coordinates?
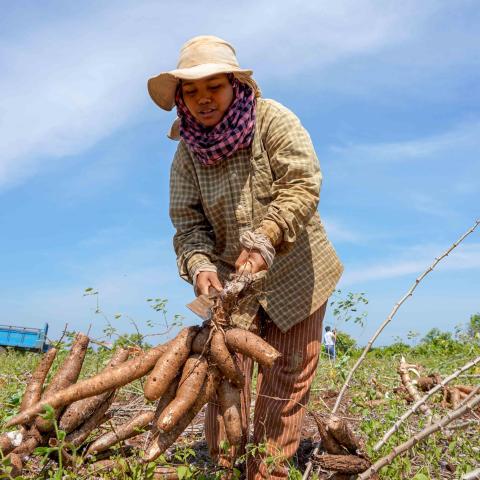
[0,323,50,352]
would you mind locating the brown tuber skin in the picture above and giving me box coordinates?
[152,378,181,432]
[218,378,243,448]
[87,378,180,456]
[156,354,208,432]
[210,330,244,387]
[65,395,115,447]
[0,433,16,456]
[191,326,211,354]
[7,341,170,428]
[5,453,23,478]
[87,410,155,456]
[20,347,58,412]
[144,327,198,401]
[225,328,280,368]
[11,426,44,460]
[36,334,90,432]
[144,366,221,462]
[59,348,129,433]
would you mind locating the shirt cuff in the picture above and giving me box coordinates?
[256,220,282,248]
[186,253,216,283]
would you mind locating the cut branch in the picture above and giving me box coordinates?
[373,354,480,451]
[462,467,480,480]
[397,357,433,418]
[358,393,480,479]
[332,219,480,415]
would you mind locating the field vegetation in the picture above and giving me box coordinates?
[1,300,479,479]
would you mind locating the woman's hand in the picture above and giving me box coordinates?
[195,271,223,296]
[235,249,268,275]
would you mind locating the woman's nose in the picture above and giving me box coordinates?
[198,95,211,105]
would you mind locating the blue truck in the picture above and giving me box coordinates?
[0,323,50,352]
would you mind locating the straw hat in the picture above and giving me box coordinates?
[147,35,260,111]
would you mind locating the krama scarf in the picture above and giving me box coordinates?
[175,75,256,166]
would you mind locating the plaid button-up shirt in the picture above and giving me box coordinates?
[170,98,343,332]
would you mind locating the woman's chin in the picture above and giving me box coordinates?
[197,112,221,127]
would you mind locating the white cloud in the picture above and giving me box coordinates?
[330,120,480,163]
[342,241,480,285]
[0,0,448,191]
[322,217,368,244]
[408,193,458,218]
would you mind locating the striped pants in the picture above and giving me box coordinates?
[205,302,326,479]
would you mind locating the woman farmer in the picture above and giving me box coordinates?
[147,36,343,479]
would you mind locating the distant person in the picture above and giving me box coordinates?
[325,326,337,360]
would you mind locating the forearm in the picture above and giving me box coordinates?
[257,104,321,252]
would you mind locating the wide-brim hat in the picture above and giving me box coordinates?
[147,35,260,111]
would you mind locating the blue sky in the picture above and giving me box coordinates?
[1,1,479,347]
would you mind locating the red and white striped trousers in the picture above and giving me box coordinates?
[205,302,326,479]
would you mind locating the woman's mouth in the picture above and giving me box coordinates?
[198,108,216,118]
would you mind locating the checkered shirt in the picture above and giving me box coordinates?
[169,98,343,332]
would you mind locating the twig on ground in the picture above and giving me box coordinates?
[462,467,480,480]
[374,354,480,451]
[54,323,69,349]
[358,393,480,479]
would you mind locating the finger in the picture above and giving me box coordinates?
[235,250,250,271]
[210,275,223,292]
[197,278,210,296]
[239,259,253,274]
[248,251,268,273]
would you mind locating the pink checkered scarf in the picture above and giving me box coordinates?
[175,76,256,167]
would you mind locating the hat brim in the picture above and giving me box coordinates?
[148,63,253,111]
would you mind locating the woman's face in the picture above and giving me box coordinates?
[181,74,234,127]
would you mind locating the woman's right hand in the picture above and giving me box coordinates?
[195,271,223,296]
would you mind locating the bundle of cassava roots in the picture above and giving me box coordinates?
[0,300,280,477]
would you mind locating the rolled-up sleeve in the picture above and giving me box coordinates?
[258,104,322,253]
[169,143,216,283]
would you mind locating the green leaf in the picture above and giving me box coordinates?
[177,465,188,480]
[40,404,55,420]
[412,473,429,480]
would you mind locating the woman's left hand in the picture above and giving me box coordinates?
[235,249,268,274]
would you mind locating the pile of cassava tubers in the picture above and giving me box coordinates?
[1,303,281,477]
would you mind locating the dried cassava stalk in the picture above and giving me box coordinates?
[312,413,345,455]
[374,354,480,452]
[359,393,480,479]
[398,357,432,418]
[313,453,371,474]
[325,415,362,454]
